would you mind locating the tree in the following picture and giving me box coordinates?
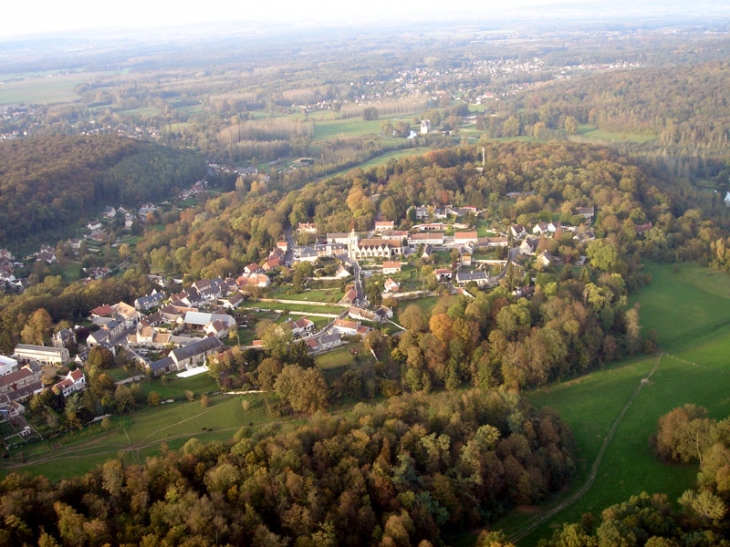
[363,107,379,121]
[274,365,328,413]
[564,116,579,135]
[87,346,114,370]
[21,308,52,345]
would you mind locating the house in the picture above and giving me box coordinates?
[113,302,142,327]
[127,325,172,348]
[382,261,402,275]
[52,369,86,398]
[421,119,431,134]
[335,264,351,279]
[103,206,117,218]
[262,257,281,271]
[481,236,509,247]
[220,293,244,310]
[102,319,126,340]
[183,311,236,330]
[411,205,430,220]
[332,319,360,336]
[536,251,557,268]
[204,320,230,339]
[510,224,527,239]
[86,329,110,348]
[634,222,653,236]
[512,286,535,298]
[383,278,400,293]
[454,231,478,245]
[533,222,549,235]
[519,238,540,256]
[421,245,434,260]
[408,232,445,246]
[455,270,490,288]
[90,304,114,319]
[148,337,223,376]
[237,273,270,289]
[327,233,351,245]
[573,229,596,242]
[0,355,18,376]
[297,222,317,233]
[340,288,358,305]
[348,307,379,322]
[283,317,315,337]
[374,221,395,232]
[276,240,289,253]
[576,206,595,219]
[305,338,320,353]
[86,221,103,231]
[243,263,262,276]
[435,268,453,282]
[314,333,342,352]
[14,344,70,366]
[52,329,76,349]
[134,291,166,311]
[460,250,472,267]
[0,362,43,402]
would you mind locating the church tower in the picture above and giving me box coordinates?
[347,228,359,259]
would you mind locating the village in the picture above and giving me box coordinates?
[0,186,649,443]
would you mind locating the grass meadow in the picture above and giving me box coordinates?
[498,261,730,545]
[0,73,99,104]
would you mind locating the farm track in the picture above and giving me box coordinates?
[509,352,663,545]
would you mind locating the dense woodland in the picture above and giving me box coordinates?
[0,136,206,251]
[0,391,575,547]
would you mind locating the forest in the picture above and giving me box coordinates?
[0,390,575,547]
[0,136,206,251]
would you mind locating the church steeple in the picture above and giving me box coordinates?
[347,226,359,259]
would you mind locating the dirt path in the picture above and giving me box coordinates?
[508,353,663,545]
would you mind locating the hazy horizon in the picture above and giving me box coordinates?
[3,0,730,41]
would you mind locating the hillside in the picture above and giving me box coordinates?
[0,135,206,251]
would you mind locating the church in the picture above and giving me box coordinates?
[347,229,404,260]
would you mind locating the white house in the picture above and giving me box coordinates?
[52,369,86,398]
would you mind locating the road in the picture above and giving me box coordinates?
[340,255,364,306]
[508,353,664,544]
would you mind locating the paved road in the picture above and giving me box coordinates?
[508,353,664,544]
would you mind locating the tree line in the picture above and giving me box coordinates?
[0,390,575,547]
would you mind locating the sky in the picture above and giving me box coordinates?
[3,0,727,40]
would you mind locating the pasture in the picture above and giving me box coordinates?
[3,391,274,482]
[573,123,657,144]
[0,72,98,105]
[502,261,730,545]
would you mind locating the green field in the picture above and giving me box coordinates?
[0,72,99,104]
[313,118,385,140]
[356,147,431,170]
[5,390,277,481]
[117,106,164,118]
[573,123,657,144]
[500,261,730,545]
[241,300,345,314]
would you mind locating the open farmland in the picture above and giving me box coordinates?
[499,261,730,545]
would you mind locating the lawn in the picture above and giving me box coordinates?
[394,296,439,322]
[268,288,345,303]
[497,261,730,545]
[241,301,346,314]
[316,345,362,370]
